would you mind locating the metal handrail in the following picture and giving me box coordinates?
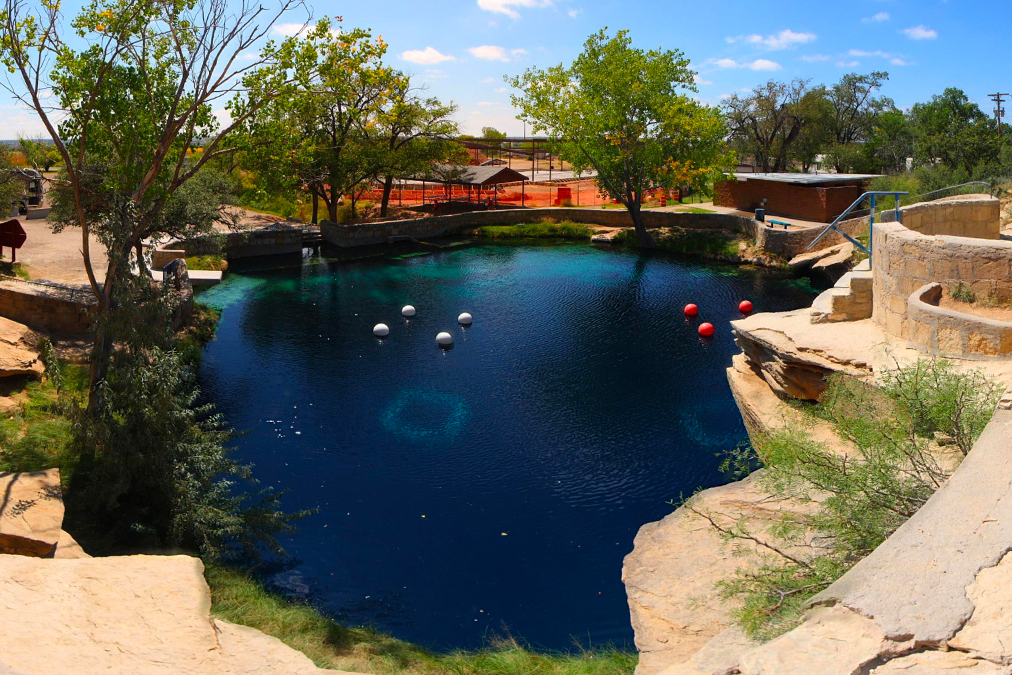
[806,191,909,256]
[917,181,993,201]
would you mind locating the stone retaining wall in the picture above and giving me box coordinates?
[320,207,870,258]
[872,221,1012,339]
[169,225,304,260]
[881,195,1000,239]
[0,280,95,333]
[906,283,1012,357]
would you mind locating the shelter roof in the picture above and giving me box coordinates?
[729,172,880,186]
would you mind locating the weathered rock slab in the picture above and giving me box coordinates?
[0,468,64,557]
[0,553,361,674]
[0,316,43,378]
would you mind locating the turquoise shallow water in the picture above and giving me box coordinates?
[197,243,817,652]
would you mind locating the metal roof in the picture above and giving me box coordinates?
[415,165,529,186]
[730,172,881,185]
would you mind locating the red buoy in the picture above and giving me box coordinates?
[739,300,753,314]
[684,303,699,317]
[698,322,715,337]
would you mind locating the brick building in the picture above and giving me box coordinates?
[713,173,879,223]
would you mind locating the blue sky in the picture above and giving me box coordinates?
[1,0,1007,138]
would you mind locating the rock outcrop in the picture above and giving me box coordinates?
[0,316,43,378]
[0,469,64,557]
[0,553,361,674]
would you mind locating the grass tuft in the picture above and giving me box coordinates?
[476,221,593,241]
[205,564,637,675]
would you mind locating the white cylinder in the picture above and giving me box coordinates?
[458,312,473,325]
[436,331,453,347]
[373,323,390,337]
[402,305,416,317]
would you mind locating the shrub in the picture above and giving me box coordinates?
[698,360,1001,640]
[950,281,976,304]
[475,220,592,240]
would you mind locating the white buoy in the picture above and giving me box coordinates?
[373,323,390,337]
[402,305,416,317]
[458,312,473,325]
[436,331,453,347]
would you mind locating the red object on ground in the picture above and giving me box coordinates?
[0,219,27,263]
[684,303,699,317]
[698,322,715,337]
[739,300,753,313]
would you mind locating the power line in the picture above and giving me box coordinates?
[988,92,1009,138]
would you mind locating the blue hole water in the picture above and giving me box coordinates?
[197,243,817,652]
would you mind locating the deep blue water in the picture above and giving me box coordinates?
[197,243,816,652]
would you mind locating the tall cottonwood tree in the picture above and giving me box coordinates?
[0,0,308,405]
[724,79,814,173]
[510,29,730,247]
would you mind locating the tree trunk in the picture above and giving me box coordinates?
[311,189,319,225]
[380,175,394,217]
[329,185,339,223]
[628,200,655,248]
[135,241,149,277]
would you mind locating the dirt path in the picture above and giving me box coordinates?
[13,218,107,287]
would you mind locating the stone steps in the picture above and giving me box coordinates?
[810,259,873,324]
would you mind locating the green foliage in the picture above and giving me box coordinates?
[509,29,732,245]
[703,361,1001,639]
[206,564,637,675]
[0,261,30,279]
[476,221,593,240]
[950,281,976,305]
[184,255,228,272]
[614,226,743,259]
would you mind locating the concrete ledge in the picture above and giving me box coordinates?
[906,283,1012,358]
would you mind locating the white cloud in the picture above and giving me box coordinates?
[476,0,552,19]
[862,12,890,23]
[273,22,307,37]
[710,58,782,71]
[494,87,510,93]
[511,48,528,57]
[469,45,511,61]
[400,46,456,65]
[837,60,861,68]
[476,101,500,106]
[891,57,913,66]
[693,74,712,85]
[568,8,581,18]
[480,76,495,83]
[727,29,816,51]
[846,49,912,66]
[801,53,831,62]
[424,69,448,80]
[902,25,937,40]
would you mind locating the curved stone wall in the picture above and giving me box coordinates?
[907,283,1012,357]
[872,200,1011,340]
[882,195,1001,239]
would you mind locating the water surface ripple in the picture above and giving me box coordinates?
[198,243,817,652]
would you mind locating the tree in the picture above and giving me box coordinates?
[0,143,26,215]
[234,20,396,224]
[373,82,464,217]
[509,29,730,247]
[825,72,891,171]
[724,79,813,173]
[866,108,913,174]
[789,87,833,173]
[909,88,1002,175]
[0,0,305,407]
[481,126,506,139]
[17,135,46,169]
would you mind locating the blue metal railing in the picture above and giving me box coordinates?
[806,191,909,257]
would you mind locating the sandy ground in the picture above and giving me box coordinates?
[12,217,107,287]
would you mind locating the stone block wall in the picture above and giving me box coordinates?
[169,225,304,260]
[872,221,1012,340]
[906,283,1012,357]
[881,196,1000,240]
[0,280,95,334]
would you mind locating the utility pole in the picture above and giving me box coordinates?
[989,92,1009,138]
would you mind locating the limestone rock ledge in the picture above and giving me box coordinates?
[0,553,362,674]
[623,357,849,675]
[0,315,43,378]
[0,469,65,557]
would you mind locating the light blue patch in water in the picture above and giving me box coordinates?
[380,388,470,442]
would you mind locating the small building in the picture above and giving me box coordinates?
[714,172,880,223]
[414,164,529,214]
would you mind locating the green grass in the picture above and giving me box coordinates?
[671,207,715,214]
[476,221,593,241]
[205,564,637,675]
[185,255,228,272]
[0,261,31,279]
[0,362,87,486]
[614,227,745,259]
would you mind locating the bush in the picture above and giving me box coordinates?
[476,221,593,240]
[699,360,1001,640]
[185,255,228,272]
